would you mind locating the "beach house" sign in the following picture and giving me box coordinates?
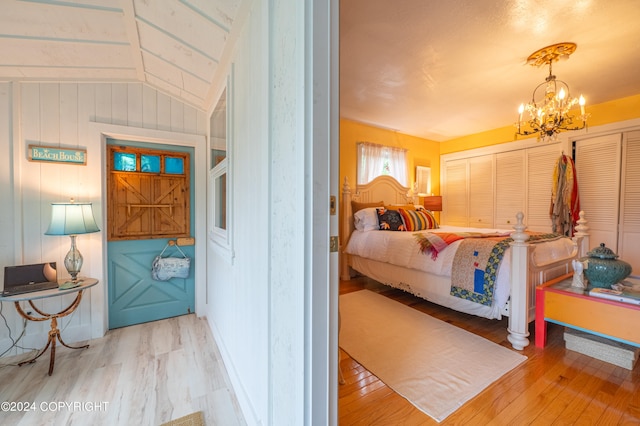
[28,145,87,165]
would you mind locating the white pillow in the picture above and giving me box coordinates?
[354,207,380,231]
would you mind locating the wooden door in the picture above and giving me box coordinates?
[618,131,640,275]
[525,143,562,232]
[467,155,495,228]
[574,134,622,251]
[106,143,195,329]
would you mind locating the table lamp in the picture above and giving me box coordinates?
[45,200,100,282]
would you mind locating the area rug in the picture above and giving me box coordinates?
[339,290,527,422]
[161,411,205,426]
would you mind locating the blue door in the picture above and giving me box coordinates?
[106,141,195,329]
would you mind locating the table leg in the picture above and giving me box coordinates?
[14,291,90,375]
[535,286,547,348]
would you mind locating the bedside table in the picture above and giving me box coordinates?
[535,273,640,348]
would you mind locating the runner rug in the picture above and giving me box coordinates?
[339,290,527,422]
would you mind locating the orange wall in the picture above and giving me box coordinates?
[340,118,441,195]
[440,93,640,154]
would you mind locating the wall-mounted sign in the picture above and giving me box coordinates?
[28,145,87,165]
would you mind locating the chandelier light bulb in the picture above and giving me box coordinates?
[558,87,566,100]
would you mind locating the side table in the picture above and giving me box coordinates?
[535,273,640,348]
[0,278,99,375]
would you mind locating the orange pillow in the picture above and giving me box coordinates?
[351,200,384,213]
[384,204,417,211]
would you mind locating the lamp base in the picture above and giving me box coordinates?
[64,235,83,282]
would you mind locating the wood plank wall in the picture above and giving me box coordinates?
[0,81,207,357]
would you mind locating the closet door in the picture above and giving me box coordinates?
[495,150,525,229]
[468,155,495,228]
[525,143,562,232]
[619,131,640,275]
[574,134,622,251]
[443,159,468,226]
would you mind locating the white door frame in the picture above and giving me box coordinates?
[87,122,206,338]
[307,0,339,423]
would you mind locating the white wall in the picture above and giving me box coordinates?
[204,1,272,423]
[0,81,207,356]
[204,0,331,424]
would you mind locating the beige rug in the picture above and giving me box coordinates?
[161,411,205,426]
[339,290,527,422]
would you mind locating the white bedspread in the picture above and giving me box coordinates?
[344,226,509,276]
[344,226,576,311]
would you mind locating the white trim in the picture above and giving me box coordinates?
[207,71,235,264]
[87,122,206,338]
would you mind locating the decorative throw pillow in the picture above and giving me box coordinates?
[398,208,439,231]
[376,207,406,231]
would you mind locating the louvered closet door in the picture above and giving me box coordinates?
[526,143,562,232]
[468,155,495,228]
[495,150,525,228]
[443,159,468,226]
[574,134,622,251]
[619,131,640,275]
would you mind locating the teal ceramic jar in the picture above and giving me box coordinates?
[581,243,632,289]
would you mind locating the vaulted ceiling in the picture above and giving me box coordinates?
[2,0,640,141]
[0,0,241,112]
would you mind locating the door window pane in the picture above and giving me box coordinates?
[141,155,161,173]
[165,157,184,174]
[114,152,137,171]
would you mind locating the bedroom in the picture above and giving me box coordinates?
[338,0,640,423]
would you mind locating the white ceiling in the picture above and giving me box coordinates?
[0,0,241,111]
[2,1,640,142]
[340,0,640,141]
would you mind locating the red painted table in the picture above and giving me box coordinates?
[535,273,640,348]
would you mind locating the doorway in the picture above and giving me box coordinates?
[106,139,195,329]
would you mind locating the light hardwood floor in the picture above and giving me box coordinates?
[0,314,246,426]
[339,277,640,425]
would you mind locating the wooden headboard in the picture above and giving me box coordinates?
[342,175,412,238]
[341,175,413,279]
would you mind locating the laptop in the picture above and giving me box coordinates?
[2,262,59,296]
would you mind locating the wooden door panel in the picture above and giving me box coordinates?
[108,243,193,329]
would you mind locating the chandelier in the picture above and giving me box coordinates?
[515,42,588,141]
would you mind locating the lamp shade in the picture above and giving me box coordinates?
[423,195,443,212]
[45,202,100,236]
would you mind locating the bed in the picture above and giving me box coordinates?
[340,175,590,350]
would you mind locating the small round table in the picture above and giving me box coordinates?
[0,278,98,376]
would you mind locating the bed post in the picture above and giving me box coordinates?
[508,212,530,350]
[341,177,353,281]
[573,210,590,257]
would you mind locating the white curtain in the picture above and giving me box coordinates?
[357,142,407,186]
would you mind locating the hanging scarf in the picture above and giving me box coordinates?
[550,154,580,236]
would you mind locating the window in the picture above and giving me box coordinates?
[356,142,408,185]
[209,75,234,261]
[107,145,189,241]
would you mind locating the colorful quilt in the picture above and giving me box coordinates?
[449,233,562,306]
[413,231,508,260]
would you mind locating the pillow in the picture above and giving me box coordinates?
[384,204,417,211]
[376,207,406,231]
[352,200,384,213]
[353,207,380,231]
[398,208,439,231]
